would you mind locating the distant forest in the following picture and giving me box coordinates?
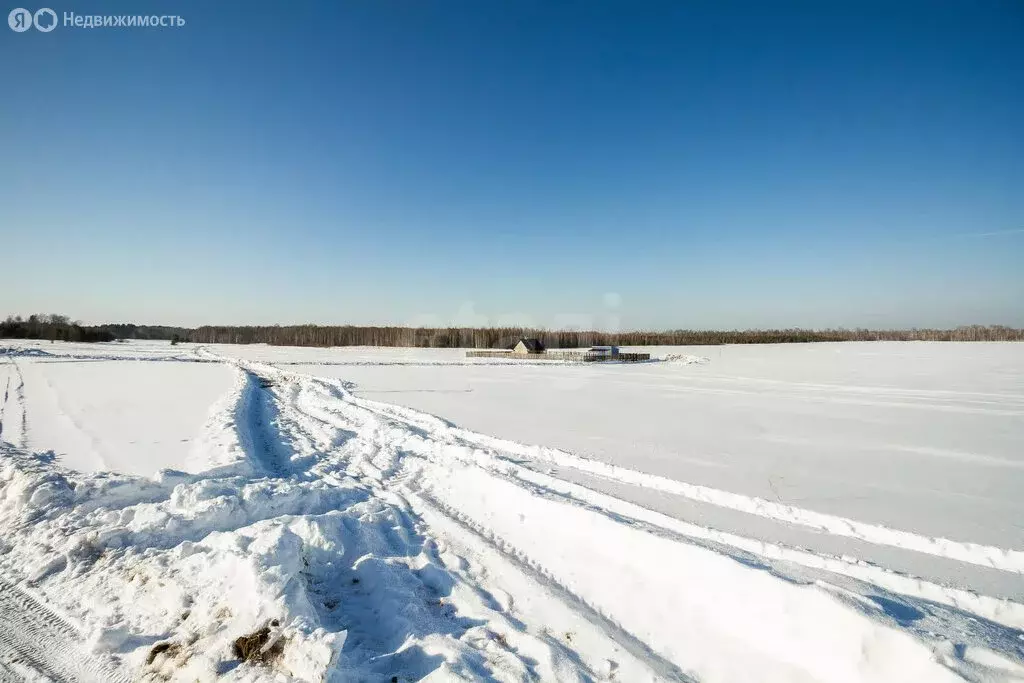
[0,315,189,344]
[2,314,1022,347]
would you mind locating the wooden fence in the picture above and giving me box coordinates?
[464,350,651,363]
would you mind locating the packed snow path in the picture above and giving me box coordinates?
[0,344,1022,681]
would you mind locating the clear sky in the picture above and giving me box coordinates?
[2,1,1022,330]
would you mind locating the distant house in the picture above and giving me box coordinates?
[513,338,546,354]
[467,339,646,362]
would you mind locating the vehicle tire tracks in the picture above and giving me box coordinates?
[0,575,131,683]
[0,374,9,440]
[13,356,27,449]
[235,369,292,477]
[239,365,694,679]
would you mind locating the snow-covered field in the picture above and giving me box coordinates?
[1,340,1022,682]
[3,356,235,476]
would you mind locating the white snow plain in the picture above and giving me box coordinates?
[9,356,235,475]
[0,339,1022,682]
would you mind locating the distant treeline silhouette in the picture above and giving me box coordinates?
[1,315,190,344]
[1,314,117,343]
[178,323,1024,346]
[3,315,1022,347]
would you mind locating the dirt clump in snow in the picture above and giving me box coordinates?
[146,641,181,665]
[232,621,285,664]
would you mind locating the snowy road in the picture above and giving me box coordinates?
[0,341,1022,681]
[280,343,1024,554]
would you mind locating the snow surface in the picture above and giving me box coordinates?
[271,343,1024,548]
[11,357,235,475]
[0,340,1022,682]
[254,343,1024,600]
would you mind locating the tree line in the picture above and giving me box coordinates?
[183,324,1024,347]
[3,314,1022,347]
[1,314,117,342]
[0,315,191,344]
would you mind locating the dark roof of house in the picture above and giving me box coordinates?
[516,337,545,352]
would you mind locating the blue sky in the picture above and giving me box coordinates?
[1,1,1022,329]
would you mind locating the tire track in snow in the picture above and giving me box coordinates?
[518,445,1024,574]
[17,361,27,449]
[280,371,1024,631]
[234,369,292,477]
[244,366,1024,673]
[1,355,29,449]
[1,354,651,681]
[454,449,1024,630]
[0,576,131,683]
[593,371,1024,415]
[343,387,1024,575]
[256,371,1002,681]
[0,373,9,440]
[234,365,698,679]
[412,490,698,683]
[0,355,14,442]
